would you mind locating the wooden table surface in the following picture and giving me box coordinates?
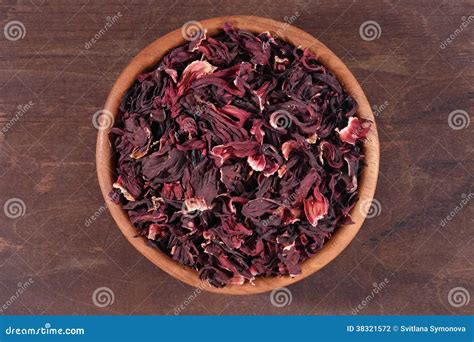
[0,0,472,315]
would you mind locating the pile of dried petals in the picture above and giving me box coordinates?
[109,23,371,287]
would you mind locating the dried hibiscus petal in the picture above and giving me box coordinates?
[303,187,329,226]
[109,23,370,287]
[337,117,371,145]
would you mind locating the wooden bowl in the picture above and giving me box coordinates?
[96,15,379,295]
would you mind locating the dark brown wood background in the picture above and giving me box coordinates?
[0,0,472,315]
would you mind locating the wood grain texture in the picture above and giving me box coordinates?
[0,0,472,313]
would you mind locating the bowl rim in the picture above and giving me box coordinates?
[96,15,380,295]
